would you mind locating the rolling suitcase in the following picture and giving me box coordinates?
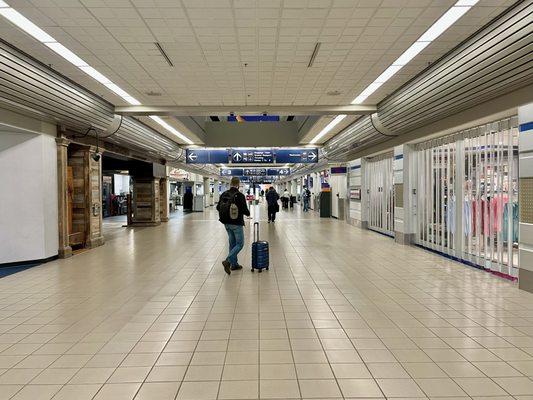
[251,222,269,272]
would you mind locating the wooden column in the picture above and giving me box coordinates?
[87,146,105,248]
[130,177,161,226]
[56,137,72,258]
[160,178,169,222]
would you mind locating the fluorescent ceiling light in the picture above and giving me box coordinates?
[79,66,111,84]
[310,114,346,144]
[104,83,140,105]
[0,8,55,42]
[455,0,479,6]
[351,0,477,104]
[393,41,431,66]
[0,1,9,7]
[150,116,194,145]
[375,65,404,83]
[45,42,88,67]
[418,6,470,42]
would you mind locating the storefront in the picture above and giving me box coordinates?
[414,117,519,278]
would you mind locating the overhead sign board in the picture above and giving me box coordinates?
[187,148,318,164]
[275,148,318,163]
[267,168,290,176]
[244,168,267,176]
[231,149,274,164]
[220,168,244,176]
[186,149,229,164]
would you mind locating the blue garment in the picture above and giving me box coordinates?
[225,224,244,266]
[303,198,309,211]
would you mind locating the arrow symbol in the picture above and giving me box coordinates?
[188,152,197,161]
[233,152,243,162]
[308,152,317,160]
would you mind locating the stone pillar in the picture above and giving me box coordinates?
[393,145,416,245]
[86,146,104,248]
[130,177,161,226]
[203,177,210,207]
[519,102,533,291]
[213,180,220,204]
[55,137,72,258]
[160,177,169,222]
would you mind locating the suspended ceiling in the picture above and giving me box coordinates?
[0,0,517,145]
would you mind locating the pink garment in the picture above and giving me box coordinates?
[491,194,509,233]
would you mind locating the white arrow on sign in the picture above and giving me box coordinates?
[188,152,197,161]
[308,151,317,160]
[233,152,243,162]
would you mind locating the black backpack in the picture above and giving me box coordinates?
[218,191,239,221]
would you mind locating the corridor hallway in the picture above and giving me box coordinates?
[2,208,533,400]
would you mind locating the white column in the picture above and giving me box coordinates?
[360,159,369,229]
[519,102,533,292]
[393,145,416,244]
[213,179,220,204]
[203,177,210,207]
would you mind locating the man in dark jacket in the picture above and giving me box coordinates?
[265,186,280,223]
[216,177,250,275]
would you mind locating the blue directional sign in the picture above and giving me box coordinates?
[275,148,318,163]
[209,149,230,163]
[231,149,274,164]
[220,168,244,176]
[186,149,229,164]
[186,149,209,163]
[267,168,290,176]
[243,168,267,176]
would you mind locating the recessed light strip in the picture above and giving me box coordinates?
[0,0,194,144]
[310,114,347,144]
[351,0,479,104]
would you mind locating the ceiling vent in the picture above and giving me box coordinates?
[327,90,341,96]
[154,42,173,67]
[146,91,162,96]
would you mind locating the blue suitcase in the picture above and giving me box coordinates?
[251,222,269,272]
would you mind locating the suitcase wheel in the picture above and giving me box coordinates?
[251,268,254,272]
[258,269,262,273]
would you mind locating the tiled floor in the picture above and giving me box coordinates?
[1,205,533,399]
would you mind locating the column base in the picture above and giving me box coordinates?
[519,269,533,293]
[161,217,169,222]
[394,232,415,245]
[87,236,105,249]
[58,246,73,259]
[128,221,161,227]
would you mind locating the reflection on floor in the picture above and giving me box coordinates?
[2,206,533,400]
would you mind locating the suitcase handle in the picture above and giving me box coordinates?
[254,222,259,242]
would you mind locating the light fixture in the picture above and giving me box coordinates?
[351,0,478,104]
[418,6,471,42]
[45,42,88,67]
[79,66,111,84]
[150,116,194,145]
[310,114,347,144]
[0,0,195,145]
[0,7,55,43]
[393,41,431,66]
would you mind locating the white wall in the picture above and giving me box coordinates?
[0,131,58,263]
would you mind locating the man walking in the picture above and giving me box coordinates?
[302,186,311,212]
[265,186,280,223]
[217,177,250,275]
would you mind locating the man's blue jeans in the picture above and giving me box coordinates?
[303,198,309,211]
[225,224,244,266]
